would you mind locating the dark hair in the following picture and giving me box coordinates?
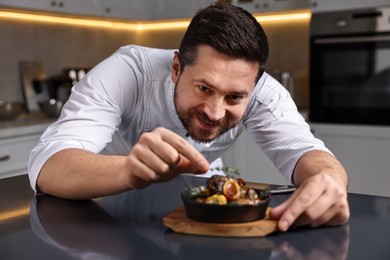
[178,3,269,81]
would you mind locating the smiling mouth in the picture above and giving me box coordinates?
[197,117,220,130]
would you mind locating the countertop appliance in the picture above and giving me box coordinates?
[309,6,390,125]
[48,67,89,102]
[20,61,90,114]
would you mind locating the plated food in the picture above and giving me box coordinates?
[181,175,270,223]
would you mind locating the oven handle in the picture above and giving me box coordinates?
[314,35,390,44]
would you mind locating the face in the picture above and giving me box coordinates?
[172,45,260,143]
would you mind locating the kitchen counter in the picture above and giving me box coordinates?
[1,174,390,260]
[0,113,54,179]
[0,112,54,138]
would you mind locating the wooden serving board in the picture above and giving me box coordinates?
[163,205,278,237]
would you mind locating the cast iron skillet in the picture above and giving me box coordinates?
[181,188,270,223]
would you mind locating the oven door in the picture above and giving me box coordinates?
[309,33,390,125]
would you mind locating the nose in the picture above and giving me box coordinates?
[203,97,226,121]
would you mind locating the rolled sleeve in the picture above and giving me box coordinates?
[27,46,144,192]
[28,139,84,192]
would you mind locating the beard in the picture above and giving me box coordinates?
[174,83,239,143]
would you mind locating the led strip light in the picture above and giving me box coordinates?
[0,207,29,222]
[0,9,311,31]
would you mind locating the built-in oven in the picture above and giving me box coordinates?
[309,6,390,125]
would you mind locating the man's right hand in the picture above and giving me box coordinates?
[124,127,209,188]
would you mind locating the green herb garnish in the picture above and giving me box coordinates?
[185,183,208,199]
[210,166,240,176]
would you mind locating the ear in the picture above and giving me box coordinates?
[171,51,181,84]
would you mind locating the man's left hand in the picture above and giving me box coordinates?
[269,150,350,231]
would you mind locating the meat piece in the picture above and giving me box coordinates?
[207,175,227,194]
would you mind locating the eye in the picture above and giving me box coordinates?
[196,85,212,94]
[227,95,245,104]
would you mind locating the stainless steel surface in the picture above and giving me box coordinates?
[314,35,390,44]
[247,182,296,194]
[311,6,390,36]
[309,5,390,126]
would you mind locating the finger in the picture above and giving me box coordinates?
[277,184,324,231]
[175,154,197,173]
[131,141,171,176]
[125,154,160,186]
[142,138,181,170]
[293,179,349,228]
[305,197,350,228]
[295,206,344,229]
[323,209,350,227]
[292,190,334,227]
[156,156,195,183]
[167,151,208,175]
[155,128,209,173]
[135,130,184,178]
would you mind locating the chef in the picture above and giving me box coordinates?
[28,3,350,232]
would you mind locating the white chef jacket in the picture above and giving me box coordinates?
[28,45,330,192]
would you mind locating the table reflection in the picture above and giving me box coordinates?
[270,225,350,260]
[30,195,180,260]
[30,175,350,260]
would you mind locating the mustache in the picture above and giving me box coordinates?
[197,112,221,126]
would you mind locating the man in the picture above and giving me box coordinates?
[28,3,349,232]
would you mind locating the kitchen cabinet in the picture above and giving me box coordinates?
[309,0,390,13]
[232,0,310,14]
[0,134,40,179]
[0,0,108,18]
[0,120,51,179]
[108,0,310,20]
[0,0,312,21]
[0,0,214,20]
[99,0,146,20]
[0,0,148,22]
[101,0,216,21]
[310,123,390,197]
[140,0,214,20]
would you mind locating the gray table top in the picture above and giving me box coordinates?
[1,174,389,260]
